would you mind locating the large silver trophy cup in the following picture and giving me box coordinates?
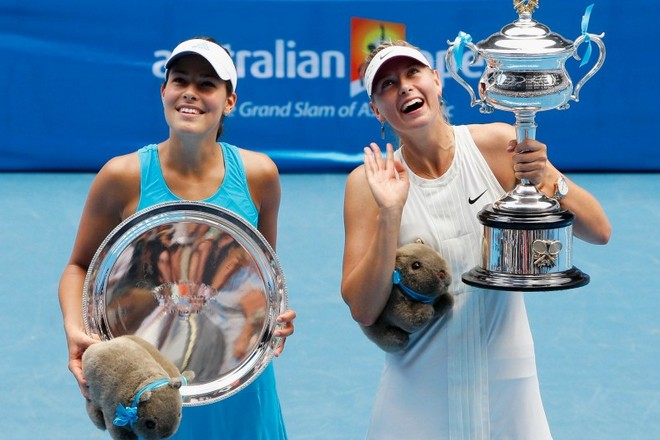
[446,1,605,291]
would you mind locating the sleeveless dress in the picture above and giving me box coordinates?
[136,142,288,440]
[365,126,552,440]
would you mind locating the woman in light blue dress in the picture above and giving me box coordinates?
[59,37,295,439]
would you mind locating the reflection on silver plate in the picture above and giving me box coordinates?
[83,201,287,406]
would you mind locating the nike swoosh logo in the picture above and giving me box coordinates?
[468,189,487,205]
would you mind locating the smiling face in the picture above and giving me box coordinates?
[161,54,236,141]
[369,57,443,134]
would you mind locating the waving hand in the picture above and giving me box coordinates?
[363,142,409,211]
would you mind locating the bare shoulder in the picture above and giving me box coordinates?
[466,122,518,191]
[344,164,376,209]
[90,152,141,216]
[239,148,279,182]
[345,164,367,195]
[69,152,141,265]
[346,164,365,184]
[237,148,281,215]
[467,122,515,154]
[99,152,141,181]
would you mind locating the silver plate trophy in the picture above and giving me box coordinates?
[446,0,605,291]
[83,201,287,405]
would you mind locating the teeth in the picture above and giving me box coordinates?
[402,98,423,112]
[180,107,201,114]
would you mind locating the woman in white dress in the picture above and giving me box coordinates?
[341,40,611,440]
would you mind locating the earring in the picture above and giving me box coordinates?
[381,121,385,140]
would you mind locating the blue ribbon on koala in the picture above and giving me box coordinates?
[392,269,436,304]
[113,375,188,428]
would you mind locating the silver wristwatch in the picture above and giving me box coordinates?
[553,174,569,200]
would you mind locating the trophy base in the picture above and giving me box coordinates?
[462,266,590,291]
[463,186,590,292]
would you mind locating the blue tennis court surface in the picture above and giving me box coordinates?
[1,172,657,439]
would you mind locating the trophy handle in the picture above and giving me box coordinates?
[445,40,492,113]
[571,33,606,103]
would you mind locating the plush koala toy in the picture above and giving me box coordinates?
[362,242,454,353]
[82,335,194,440]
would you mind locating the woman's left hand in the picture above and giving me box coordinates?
[507,138,548,186]
[273,309,296,356]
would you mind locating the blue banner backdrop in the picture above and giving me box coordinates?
[1,0,655,172]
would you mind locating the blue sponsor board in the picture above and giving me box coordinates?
[1,0,656,171]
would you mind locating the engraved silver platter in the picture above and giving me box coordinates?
[83,201,287,405]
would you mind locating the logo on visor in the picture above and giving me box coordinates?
[379,52,390,60]
[191,41,211,51]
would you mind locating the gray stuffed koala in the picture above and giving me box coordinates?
[361,242,453,353]
[82,335,195,440]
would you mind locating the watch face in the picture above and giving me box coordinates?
[558,176,569,195]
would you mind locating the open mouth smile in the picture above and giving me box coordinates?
[177,106,204,115]
[401,98,424,114]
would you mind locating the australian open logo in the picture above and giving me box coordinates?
[153,19,406,100]
[349,17,406,97]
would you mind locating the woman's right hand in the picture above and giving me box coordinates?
[65,327,99,398]
[363,142,409,210]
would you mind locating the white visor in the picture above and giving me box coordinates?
[166,39,238,92]
[363,46,431,97]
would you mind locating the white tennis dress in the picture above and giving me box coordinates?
[365,125,552,440]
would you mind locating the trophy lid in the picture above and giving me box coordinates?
[478,12,574,56]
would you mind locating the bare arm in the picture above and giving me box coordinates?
[471,123,611,245]
[58,154,140,396]
[242,149,281,249]
[536,164,611,244]
[242,149,294,354]
[341,143,409,326]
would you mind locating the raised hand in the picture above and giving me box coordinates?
[363,142,410,210]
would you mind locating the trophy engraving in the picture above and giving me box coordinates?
[447,1,605,291]
[532,239,562,269]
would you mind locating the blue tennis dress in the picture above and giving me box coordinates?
[136,142,288,440]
